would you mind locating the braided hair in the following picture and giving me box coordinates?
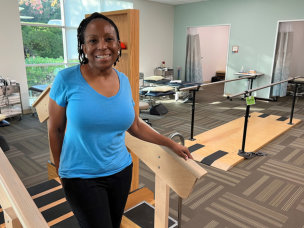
[77,12,121,66]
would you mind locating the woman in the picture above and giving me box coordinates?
[48,12,192,228]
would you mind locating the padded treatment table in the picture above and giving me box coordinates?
[29,84,49,93]
[140,85,175,115]
[140,82,202,98]
[143,91,175,97]
[144,79,171,85]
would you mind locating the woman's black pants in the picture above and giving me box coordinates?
[61,163,133,228]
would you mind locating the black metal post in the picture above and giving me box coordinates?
[249,78,254,90]
[190,89,197,141]
[289,83,298,125]
[241,103,251,152]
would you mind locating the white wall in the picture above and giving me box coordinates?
[0,0,29,110]
[133,0,174,77]
[197,25,229,82]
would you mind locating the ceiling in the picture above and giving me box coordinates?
[146,0,208,5]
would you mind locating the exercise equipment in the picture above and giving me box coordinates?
[187,112,301,171]
[185,76,303,170]
[179,74,262,140]
[149,103,168,115]
[228,76,303,158]
[126,132,207,227]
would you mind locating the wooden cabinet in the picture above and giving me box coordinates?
[0,84,22,119]
[89,9,140,114]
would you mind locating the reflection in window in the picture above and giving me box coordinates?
[19,0,61,24]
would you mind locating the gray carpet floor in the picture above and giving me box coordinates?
[1,83,304,227]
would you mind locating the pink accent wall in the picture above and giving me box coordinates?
[197,26,230,82]
[289,21,304,77]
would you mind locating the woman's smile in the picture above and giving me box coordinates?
[96,54,111,59]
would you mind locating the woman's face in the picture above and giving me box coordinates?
[82,18,120,71]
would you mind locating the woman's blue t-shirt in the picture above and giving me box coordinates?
[49,65,134,178]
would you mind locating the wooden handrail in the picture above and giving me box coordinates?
[126,132,207,227]
[32,85,51,123]
[125,132,206,199]
[0,148,49,228]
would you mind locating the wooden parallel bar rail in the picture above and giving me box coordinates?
[227,76,304,99]
[179,75,259,140]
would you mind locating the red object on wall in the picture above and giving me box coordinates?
[120,42,126,49]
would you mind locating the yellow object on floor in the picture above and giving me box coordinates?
[0,114,6,121]
[186,112,301,171]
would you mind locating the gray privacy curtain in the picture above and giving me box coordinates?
[185,34,203,83]
[272,29,293,97]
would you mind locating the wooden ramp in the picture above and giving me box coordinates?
[186,112,301,171]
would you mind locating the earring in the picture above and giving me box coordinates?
[118,50,120,55]
[85,54,88,58]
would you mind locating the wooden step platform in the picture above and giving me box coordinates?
[186,112,301,171]
[0,178,154,228]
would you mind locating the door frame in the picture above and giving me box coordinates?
[270,19,304,82]
[186,23,231,83]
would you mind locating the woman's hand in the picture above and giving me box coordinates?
[128,114,193,161]
[170,142,193,160]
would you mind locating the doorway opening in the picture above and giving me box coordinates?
[186,25,230,83]
[272,20,304,97]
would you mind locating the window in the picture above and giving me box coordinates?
[18,0,133,104]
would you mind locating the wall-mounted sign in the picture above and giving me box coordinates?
[232,45,239,53]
